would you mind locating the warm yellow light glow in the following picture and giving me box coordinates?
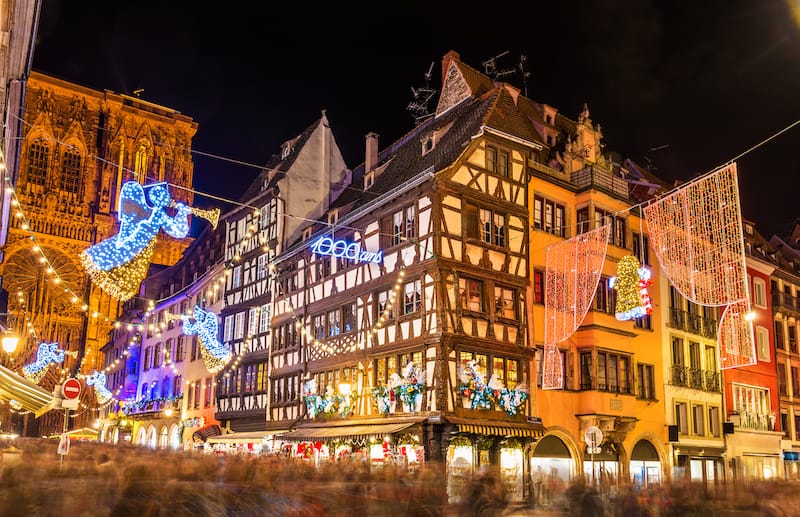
[1,331,18,354]
[744,311,756,322]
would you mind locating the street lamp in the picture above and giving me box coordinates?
[1,330,18,354]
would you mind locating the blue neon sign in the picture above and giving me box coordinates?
[310,236,383,264]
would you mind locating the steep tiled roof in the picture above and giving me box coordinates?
[237,114,327,203]
[328,90,498,218]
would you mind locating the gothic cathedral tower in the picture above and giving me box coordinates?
[0,71,196,434]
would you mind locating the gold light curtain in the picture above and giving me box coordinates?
[542,225,610,389]
[644,163,755,369]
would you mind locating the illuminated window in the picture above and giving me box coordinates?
[752,277,767,308]
[391,206,416,245]
[495,286,515,319]
[377,290,395,322]
[259,304,270,333]
[248,308,259,337]
[535,195,565,236]
[223,315,234,342]
[234,312,245,339]
[459,278,483,312]
[756,326,770,362]
[327,310,341,337]
[403,280,422,315]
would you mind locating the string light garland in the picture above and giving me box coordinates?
[609,255,653,321]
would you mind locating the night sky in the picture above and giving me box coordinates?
[32,0,800,237]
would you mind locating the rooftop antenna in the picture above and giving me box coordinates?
[406,61,438,125]
[643,144,669,173]
[518,54,532,97]
[482,51,516,80]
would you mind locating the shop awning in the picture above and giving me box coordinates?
[277,422,418,442]
[450,418,545,438]
[0,364,54,417]
[192,424,222,442]
[206,430,288,444]
[49,427,99,440]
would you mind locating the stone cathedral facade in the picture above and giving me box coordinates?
[0,71,196,435]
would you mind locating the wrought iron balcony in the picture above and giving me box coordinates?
[773,291,800,315]
[571,166,630,199]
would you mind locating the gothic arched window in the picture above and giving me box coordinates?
[134,142,150,183]
[27,139,49,185]
[60,147,82,193]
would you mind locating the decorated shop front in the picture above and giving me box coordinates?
[205,430,287,455]
[445,419,545,504]
[277,418,426,466]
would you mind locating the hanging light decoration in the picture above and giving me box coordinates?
[80,181,204,302]
[181,305,232,373]
[610,255,653,321]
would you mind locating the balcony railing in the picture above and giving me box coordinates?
[773,291,800,315]
[668,308,717,338]
[571,166,630,199]
[671,365,721,393]
[733,410,776,432]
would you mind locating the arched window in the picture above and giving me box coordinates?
[27,139,49,185]
[134,142,149,183]
[60,147,82,193]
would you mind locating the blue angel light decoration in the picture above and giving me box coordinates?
[80,181,193,302]
[22,342,70,383]
[181,305,232,373]
[85,370,112,404]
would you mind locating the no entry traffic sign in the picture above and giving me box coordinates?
[61,378,81,400]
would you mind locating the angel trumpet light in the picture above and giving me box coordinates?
[171,202,220,229]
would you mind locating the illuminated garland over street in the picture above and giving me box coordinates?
[80,181,193,302]
[22,342,68,383]
[181,305,232,373]
[609,255,653,321]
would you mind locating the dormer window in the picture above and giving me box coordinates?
[422,135,434,155]
[302,228,312,241]
[328,210,339,225]
[745,224,753,235]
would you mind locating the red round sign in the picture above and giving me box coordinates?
[62,378,81,400]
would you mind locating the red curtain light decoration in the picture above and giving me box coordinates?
[542,225,610,390]
[643,163,755,369]
[610,255,653,321]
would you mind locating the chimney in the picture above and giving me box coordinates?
[365,132,379,173]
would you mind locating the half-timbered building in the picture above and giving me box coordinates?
[271,51,546,502]
[216,112,350,437]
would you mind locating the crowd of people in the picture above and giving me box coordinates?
[0,438,799,516]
